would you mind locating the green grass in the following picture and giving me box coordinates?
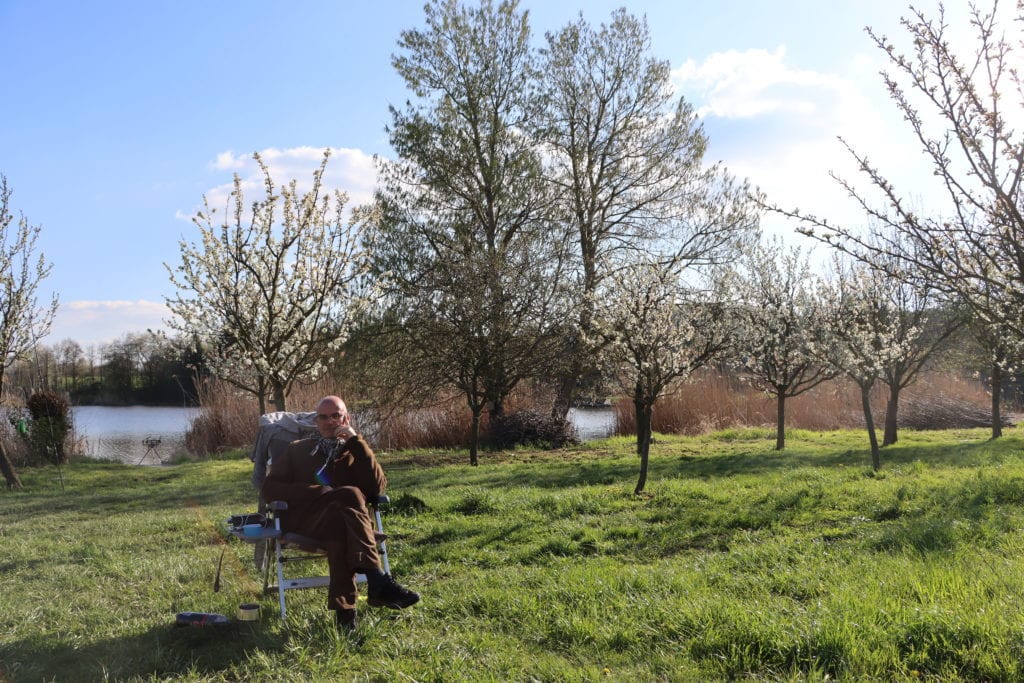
[5,427,1024,681]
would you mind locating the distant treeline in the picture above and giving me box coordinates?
[6,332,204,406]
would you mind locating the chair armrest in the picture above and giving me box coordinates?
[369,494,390,509]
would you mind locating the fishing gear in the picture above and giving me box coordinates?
[213,547,225,592]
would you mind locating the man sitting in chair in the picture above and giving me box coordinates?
[262,395,419,630]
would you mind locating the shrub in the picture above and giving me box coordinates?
[26,389,71,464]
[487,409,579,449]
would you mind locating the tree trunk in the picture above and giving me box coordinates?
[861,383,880,471]
[469,410,481,466]
[882,384,900,447]
[0,442,23,490]
[775,392,786,451]
[550,374,577,421]
[991,361,1003,439]
[634,394,651,457]
[491,395,505,419]
[272,380,287,413]
[634,397,652,494]
[255,375,268,415]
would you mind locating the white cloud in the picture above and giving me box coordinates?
[181,145,379,224]
[672,44,888,142]
[671,45,936,247]
[211,151,247,171]
[672,46,861,121]
[46,300,174,346]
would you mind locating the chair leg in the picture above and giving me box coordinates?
[375,507,392,575]
[254,538,266,572]
[262,539,274,595]
[275,538,288,620]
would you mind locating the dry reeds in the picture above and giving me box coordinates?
[371,385,556,451]
[184,377,344,455]
[899,373,1013,429]
[185,370,1007,455]
[184,379,259,455]
[373,397,470,451]
[184,377,560,454]
[613,370,1006,436]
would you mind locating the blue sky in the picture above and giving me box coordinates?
[0,0,1015,346]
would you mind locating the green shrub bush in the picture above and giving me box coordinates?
[26,389,70,464]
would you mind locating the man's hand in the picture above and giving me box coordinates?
[334,424,357,440]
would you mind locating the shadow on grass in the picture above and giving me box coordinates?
[0,622,284,682]
[4,461,255,521]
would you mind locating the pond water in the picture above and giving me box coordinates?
[72,405,618,466]
[72,406,199,465]
[568,406,617,441]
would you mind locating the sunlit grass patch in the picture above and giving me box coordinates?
[5,428,1024,679]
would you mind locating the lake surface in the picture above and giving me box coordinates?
[72,405,618,466]
[72,406,199,465]
[568,406,617,441]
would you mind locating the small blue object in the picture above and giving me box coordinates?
[174,612,231,627]
[242,524,263,537]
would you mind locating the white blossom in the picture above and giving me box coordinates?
[164,150,373,412]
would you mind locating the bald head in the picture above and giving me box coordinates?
[315,396,349,438]
[318,396,347,414]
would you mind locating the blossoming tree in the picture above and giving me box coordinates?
[165,151,371,413]
[772,2,1023,438]
[0,175,56,490]
[599,257,735,494]
[731,238,834,450]
[0,175,57,398]
[820,258,936,469]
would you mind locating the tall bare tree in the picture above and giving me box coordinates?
[0,175,58,400]
[52,339,83,393]
[541,9,756,419]
[166,151,371,413]
[375,0,569,465]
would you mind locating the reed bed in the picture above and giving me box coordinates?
[183,371,1004,456]
[613,370,1003,437]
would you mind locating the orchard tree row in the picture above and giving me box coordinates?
[162,1,1023,493]
[0,2,1019,494]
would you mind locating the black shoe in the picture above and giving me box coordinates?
[367,574,420,609]
[335,608,358,632]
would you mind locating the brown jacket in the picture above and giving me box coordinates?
[261,434,387,514]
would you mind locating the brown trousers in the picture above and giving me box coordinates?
[291,486,381,611]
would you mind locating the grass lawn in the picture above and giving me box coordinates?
[4,427,1024,681]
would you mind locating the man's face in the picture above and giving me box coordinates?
[315,399,348,438]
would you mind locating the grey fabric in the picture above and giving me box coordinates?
[250,411,318,490]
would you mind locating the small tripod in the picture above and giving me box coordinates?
[138,436,163,465]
